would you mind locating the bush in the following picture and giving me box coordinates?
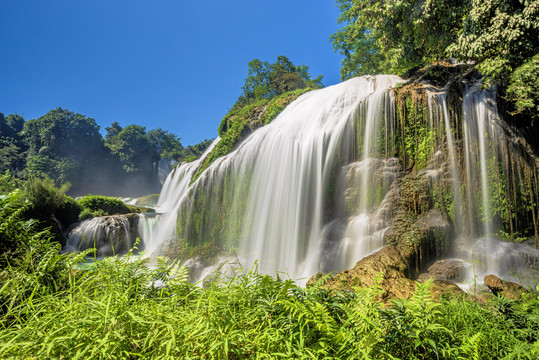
[23,176,70,219]
[55,196,82,227]
[77,195,131,216]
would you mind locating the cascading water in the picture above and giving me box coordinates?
[134,74,538,288]
[138,138,220,254]
[423,83,539,287]
[65,215,139,256]
[141,76,402,281]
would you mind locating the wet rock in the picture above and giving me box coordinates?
[386,208,451,277]
[322,246,417,300]
[417,259,467,282]
[483,274,529,300]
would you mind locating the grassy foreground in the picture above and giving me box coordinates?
[1,192,539,359]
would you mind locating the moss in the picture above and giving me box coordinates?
[193,88,314,184]
[77,195,132,218]
[162,240,223,264]
[135,193,160,207]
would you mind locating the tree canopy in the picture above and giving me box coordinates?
[233,55,323,109]
[0,108,213,195]
[331,0,539,119]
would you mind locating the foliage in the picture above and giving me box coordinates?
[0,171,22,194]
[0,108,196,196]
[55,195,82,227]
[178,138,214,163]
[233,55,323,109]
[0,245,538,359]
[147,127,184,160]
[77,195,132,217]
[448,0,539,84]
[195,87,313,183]
[105,121,123,140]
[0,192,89,312]
[23,176,71,219]
[105,124,155,175]
[331,0,469,79]
[506,53,539,120]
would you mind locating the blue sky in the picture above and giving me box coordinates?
[1,0,343,145]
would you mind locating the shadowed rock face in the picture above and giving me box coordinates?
[417,259,467,282]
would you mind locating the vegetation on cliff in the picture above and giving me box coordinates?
[331,0,538,121]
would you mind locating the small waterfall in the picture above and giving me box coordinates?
[425,87,465,232]
[64,215,139,256]
[463,85,498,236]
[138,138,220,254]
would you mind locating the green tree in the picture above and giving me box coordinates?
[331,0,469,79]
[105,125,154,175]
[147,128,184,160]
[20,108,107,186]
[105,121,123,140]
[234,56,323,108]
[447,0,539,119]
[448,0,539,83]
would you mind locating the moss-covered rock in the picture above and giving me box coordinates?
[135,193,160,207]
[318,246,417,300]
[192,88,315,183]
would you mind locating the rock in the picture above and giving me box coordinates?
[427,280,465,300]
[483,274,529,300]
[323,246,417,300]
[385,208,451,277]
[417,259,466,282]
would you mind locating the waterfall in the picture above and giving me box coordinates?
[132,75,538,287]
[138,138,220,254]
[140,76,401,280]
[65,215,138,256]
[425,87,465,233]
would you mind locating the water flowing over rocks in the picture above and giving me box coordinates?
[64,214,140,256]
[80,71,539,293]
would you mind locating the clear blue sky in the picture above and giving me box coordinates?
[1,0,343,145]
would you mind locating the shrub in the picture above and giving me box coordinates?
[55,195,82,227]
[77,195,131,216]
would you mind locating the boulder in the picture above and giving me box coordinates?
[483,274,529,300]
[417,259,467,282]
[321,245,417,300]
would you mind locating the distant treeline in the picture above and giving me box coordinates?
[0,108,213,196]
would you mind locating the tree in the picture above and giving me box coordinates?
[331,0,469,79]
[105,125,154,175]
[447,0,539,119]
[234,55,323,108]
[105,122,123,140]
[147,128,184,160]
[448,0,539,83]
